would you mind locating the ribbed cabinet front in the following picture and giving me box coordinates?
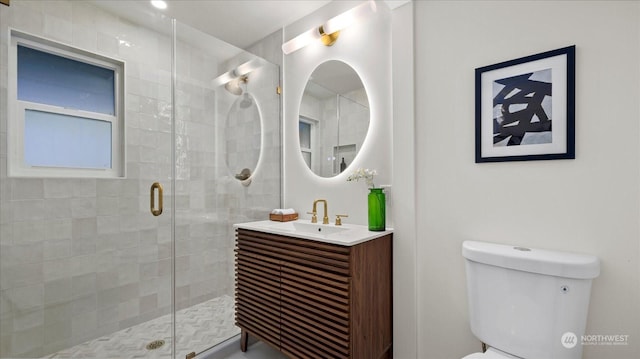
[235,228,392,359]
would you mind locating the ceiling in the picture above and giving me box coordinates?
[164,0,335,49]
[91,0,409,90]
[94,1,410,50]
[127,0,333,49]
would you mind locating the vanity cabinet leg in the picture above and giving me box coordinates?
[240,329,249,352]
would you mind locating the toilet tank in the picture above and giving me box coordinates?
[462,241,600,359]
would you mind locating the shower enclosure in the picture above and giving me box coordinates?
[0,1,281,358]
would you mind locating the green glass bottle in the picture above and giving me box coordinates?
[368,188,385,231]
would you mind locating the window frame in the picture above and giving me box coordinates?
[7,29,126,178]
[299,116,315,169]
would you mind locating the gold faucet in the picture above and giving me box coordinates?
[335,214,349,226]
[309,199,329,224]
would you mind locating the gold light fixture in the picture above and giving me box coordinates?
[318,26,340,46]
[211,58,261,89]
[282,0,377,55]
[224,75,248,96]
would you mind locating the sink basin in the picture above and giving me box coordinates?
[267,220,348,235]
[291,221,349,235]
[235,219,392,246]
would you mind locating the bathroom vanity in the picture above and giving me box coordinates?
[234,220,393,359]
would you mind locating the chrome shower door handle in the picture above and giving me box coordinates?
[150,182,163,216]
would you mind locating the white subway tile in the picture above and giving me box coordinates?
[0,242,43,266]
[11,200,45,221]
[70,198,97,219]
[97,216,119,235]
[96,180,122,197]
[71,180,97,198]
[44,199,71,219]
[72,24,97,51]
[44,14,73,42]
[44,180,73,199]
[11,179,44,200]
[9,324,44,356]
[44,219,72,241]
[71,293,97,315]
[44,278,72,305]
[42,258,71,283]
[13,308,44,331]
[71,218,97,238]
[117,298,139,321]
[43,320,71,346]
[97,305,118,326]
[70,310,97,338]
[43,239,71,261]
[5,284,43,312]
[9,4,44,34]
[71,273,96,298]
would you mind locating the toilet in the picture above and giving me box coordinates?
[462,241,600,359]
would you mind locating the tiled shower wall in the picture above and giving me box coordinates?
[0,1,280,357]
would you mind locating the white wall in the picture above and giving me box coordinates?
[391,2,416,358]
[283,1,392,226]
[414,1,640,358]
[282,3,418,359]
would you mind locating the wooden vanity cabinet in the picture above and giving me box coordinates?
[235,228,392,359]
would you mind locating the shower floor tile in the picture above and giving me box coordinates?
[47,294,239,359]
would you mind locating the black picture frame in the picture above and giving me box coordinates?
[475,46,575,163]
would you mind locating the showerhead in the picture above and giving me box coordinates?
[239,93,253,109]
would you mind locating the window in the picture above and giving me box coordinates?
[299,118,313,168]
[8,30,125,177]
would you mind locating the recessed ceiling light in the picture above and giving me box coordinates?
[150,0,167,10]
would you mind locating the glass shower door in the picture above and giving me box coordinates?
[173,22,281,358]
[0,2,281,358]
[0,1,176,358]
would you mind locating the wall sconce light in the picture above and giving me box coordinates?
[281,0,377,55]
[150,0,167,10]
[224,75,248,96]
[211,58,261,88]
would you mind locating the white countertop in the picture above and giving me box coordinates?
[234,219,393,246]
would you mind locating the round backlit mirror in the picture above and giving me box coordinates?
[299,60,370,178]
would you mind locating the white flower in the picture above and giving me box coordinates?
[346,168,377,188]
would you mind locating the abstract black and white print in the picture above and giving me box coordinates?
[492,68,552,147]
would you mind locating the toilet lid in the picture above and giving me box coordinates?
[462,348,520,359]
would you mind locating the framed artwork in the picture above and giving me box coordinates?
[475,45,575,163]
